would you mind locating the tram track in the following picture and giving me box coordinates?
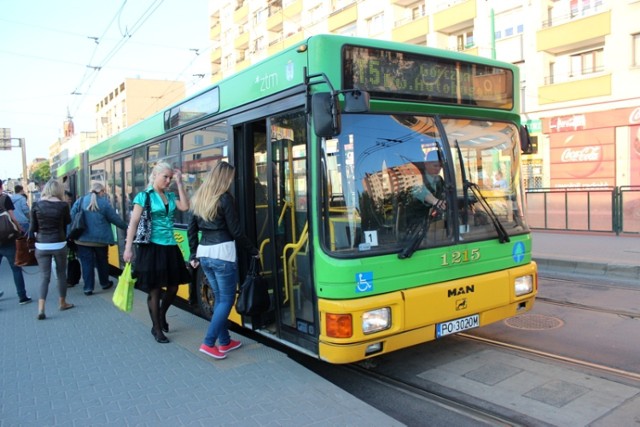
[458,333,640,383]
[537,276,640,318]
[535,296,639,318]
[343,362,528,427]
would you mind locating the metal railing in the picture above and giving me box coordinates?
[525,186,640,235]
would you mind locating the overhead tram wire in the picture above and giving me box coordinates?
[68,0,166,119]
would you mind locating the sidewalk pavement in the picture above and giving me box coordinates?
[0,261,402,427]
[532,230,640,285]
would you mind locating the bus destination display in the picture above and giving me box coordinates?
[343,45,513,110]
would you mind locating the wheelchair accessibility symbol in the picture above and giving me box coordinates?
[356,272,373,293]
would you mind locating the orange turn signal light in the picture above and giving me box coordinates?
[326,313,353,338]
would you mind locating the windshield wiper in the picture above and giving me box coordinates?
[454,140,509,243]
[398,214,433,259]
[466,182,510,243]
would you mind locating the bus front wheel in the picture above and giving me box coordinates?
[196,268,214,320]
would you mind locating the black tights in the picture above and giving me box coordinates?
[147,285,178,336]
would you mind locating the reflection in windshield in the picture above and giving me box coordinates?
[321,114,528,257]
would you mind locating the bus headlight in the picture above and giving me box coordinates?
[514,275,533,296]
[362,308,391,334]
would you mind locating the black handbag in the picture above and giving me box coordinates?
[67,197,87,240]
[235,257,270,316]
[67,249,81,286]
[133,191,152,244]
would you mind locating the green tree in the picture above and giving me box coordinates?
[31,161,51,185]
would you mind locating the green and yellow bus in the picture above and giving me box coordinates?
[54,35,537,364]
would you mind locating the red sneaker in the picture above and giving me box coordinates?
[199,344,226,359]
[218,339,242,353]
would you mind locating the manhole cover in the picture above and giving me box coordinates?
[504,314,563,330]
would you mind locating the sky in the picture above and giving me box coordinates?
[0,0,211,180]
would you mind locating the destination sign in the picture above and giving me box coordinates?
[342,45,513,110]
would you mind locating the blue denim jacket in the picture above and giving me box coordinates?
[10,194,30,225]
[70,194,128,245]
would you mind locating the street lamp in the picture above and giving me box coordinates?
[0,128,29,189]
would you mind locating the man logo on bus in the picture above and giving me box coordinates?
[448,285,474,297]
[456,298,467,311]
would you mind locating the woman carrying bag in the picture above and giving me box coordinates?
[123,162,190,344]
[70,182,128,295]
[187,161,259,360]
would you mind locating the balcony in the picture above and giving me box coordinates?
[267,8,283,31]
[537,10,611,54]
[234,2,249,23]
[391,0,419,5]
[392,15,429,43]
[234,31,250,50]
[268,31,304,55]
[283,0,302,17]
[538,73,611,105]
[282,31,304,49]
[210,23,221,39]
[462,45,478,56]
[328,2,357,32]
[433,0,476,33]
[211,48,222,65]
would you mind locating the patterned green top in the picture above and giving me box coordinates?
[133,188,178,246]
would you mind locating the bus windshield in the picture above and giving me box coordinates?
[321,114,529,257]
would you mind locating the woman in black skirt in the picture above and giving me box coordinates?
[123,162,191,343]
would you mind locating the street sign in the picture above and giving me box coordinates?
[0,127,11,150]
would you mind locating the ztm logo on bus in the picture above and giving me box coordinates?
[355,272,373,293]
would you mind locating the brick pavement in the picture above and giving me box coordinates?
[0,262,402,427]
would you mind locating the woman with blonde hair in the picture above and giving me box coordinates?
[70,182,128,295]
[30,179,74,319]
[123,162,190,343]
[188,161,258,360]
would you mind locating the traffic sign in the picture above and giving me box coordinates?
[0,127,11,150]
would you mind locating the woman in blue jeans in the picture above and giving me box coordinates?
[70,182,128,295]
[187,161,259,360]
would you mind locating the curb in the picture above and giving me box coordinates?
[534,257,640,286]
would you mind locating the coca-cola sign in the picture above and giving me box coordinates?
[550,128,614,184]
[560,146,601,162]
[629,107,640,124]
[549,115,586,132]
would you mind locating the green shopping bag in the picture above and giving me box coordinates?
[113,263,136,312]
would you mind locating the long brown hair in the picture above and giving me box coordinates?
[190,161,235,222]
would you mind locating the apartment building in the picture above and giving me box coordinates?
[94,78,186,141]
[209,0,640,189]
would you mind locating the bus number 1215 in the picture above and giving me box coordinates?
[441,248,481,266]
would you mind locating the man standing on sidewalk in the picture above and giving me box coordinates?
[0,179,32,305]
[10,184,30,233]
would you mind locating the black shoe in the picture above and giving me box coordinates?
[84,291,93,296]
[101,281,114,290]
[19,296,33,305]
[151,328,169,343]
[162,320,169,333]
[37,312,46,320]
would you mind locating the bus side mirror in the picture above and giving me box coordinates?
[312,92,341,137]
[519,125,532,154]
[343,90,370,113]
